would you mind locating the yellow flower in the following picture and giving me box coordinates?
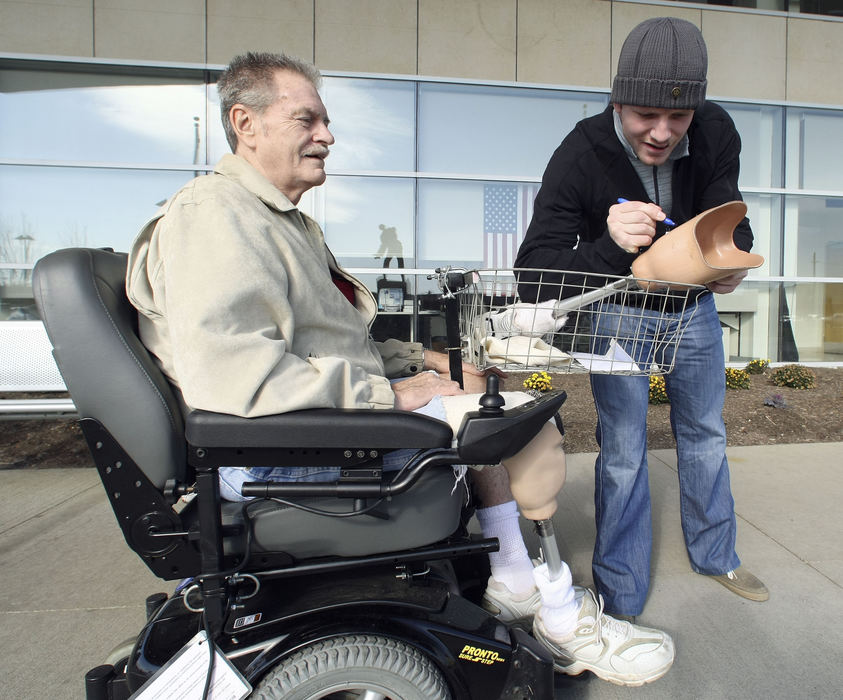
[524,371,553,392]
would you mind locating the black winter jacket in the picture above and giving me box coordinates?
[514,103,753,301]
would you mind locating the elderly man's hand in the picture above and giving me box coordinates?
[392,372,463,411]
[423,349,507,394]
[460,367,506,393]
[707,269,747,294]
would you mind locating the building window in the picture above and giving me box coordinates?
[316,175,415,270]
[656,1,843,18]
[320,78,416,173]
[0,67,208,164]
[1,56,841,363]
[418,82,607,178]
[0,164,194,257]
[417,179,539,271]
[784,195,843,277]
[720,102,783,190]
[786,107,843,191]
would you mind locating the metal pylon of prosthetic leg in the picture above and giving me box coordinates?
[535,519,563,581]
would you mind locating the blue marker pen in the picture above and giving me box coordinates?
[617,198,675,227]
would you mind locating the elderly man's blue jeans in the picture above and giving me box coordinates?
[219,385,452,502]
[589,292,740,615]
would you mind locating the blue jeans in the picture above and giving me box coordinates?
[589,293,740,615]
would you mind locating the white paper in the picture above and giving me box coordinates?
[130,631,251,700]
[571,338,641,373]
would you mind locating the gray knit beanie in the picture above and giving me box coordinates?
[611,17,708,110]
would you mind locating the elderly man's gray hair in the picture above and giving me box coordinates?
[217,52,322,152]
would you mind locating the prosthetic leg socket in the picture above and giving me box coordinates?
[502,423,566,521]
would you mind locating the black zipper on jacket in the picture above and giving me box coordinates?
[653,166,660,209]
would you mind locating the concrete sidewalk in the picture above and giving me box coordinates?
[2,443,841,699]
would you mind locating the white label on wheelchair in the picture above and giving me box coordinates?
[233,612,262,629]
[129,630,251,700]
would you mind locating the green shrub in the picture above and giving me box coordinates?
[725,367,751,390]
[744,358,770,375]
[770,364,816,390]
[649,375,669,404]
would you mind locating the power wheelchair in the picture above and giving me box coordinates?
[33,248,570,700]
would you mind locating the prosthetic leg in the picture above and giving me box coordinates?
[501,420,568,582]
[444,369,570,585]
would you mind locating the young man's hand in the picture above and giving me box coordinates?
[607,200,669,253]
[706,269,747,294]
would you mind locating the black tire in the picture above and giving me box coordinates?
[251,634,451,700]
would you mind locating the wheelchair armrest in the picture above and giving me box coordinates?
[185,407,453,451]
[456,390,567,464]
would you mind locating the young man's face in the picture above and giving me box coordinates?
[251,70,335,204]
[613,104,694,166]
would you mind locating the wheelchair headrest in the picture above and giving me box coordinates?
[32,248,186,488]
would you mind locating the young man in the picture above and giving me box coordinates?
[516,17,768,619]
[127,52,675,685]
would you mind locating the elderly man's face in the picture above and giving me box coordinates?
[614,104,694,166]
[252,70,334,204]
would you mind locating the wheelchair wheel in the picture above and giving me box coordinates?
[252,633,451,699]
[104,637,136,668]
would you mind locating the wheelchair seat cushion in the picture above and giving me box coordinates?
[221,468,467,559]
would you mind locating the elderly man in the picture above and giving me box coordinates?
[127,52,675,686]
[516,18,768,622]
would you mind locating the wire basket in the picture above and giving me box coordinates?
[451,268,705,376]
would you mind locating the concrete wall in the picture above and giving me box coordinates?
[1,0,842,104]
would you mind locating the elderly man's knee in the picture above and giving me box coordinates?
[470,464,513,508]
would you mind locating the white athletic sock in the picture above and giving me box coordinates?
[475,500,535,595]
[533,561,582,641]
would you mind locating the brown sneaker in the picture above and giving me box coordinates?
[708,566,769,602]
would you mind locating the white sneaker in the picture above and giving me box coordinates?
[532,586,674,687]
[481,577,542,626]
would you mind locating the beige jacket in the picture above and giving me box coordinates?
[127,154,423,417]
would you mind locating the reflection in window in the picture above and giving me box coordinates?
[783,195,843,278]
[0,68,207,164]
[783,281,843,362]
[662,0,787,10]
[418,83,607,177]
[720,102,783,190]
[207,76,417,171]
[662,1,843,18]
[315,176,415,269]
[205,81,230,164]
[2,57,842,359]
[741,193,778,277]
[786,107,843,191]
[0,165,195,261]
[321,78,415,172]
[417,179,539,269]
[0,264,37,320]
[725,280,843,363]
